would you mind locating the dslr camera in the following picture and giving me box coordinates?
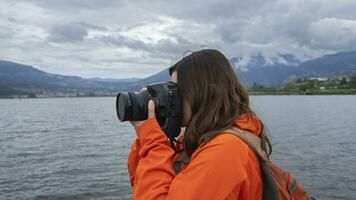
[116,81,182,138]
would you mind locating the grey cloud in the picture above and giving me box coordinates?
[7,17,16,22]
[308,18,356,50]
[26,0,125,10]
[141,0,356,54]
[48,22,89,43]
[48,22,108,43]
[97,35,149,51]
[96,34,202,59]
[138,0,268,22]
[154,37,201,57]
[2,0,356,78]
[0,28,15,40]
[79,22,108,31]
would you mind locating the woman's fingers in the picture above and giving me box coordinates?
[127,87,153,131]
[147,100,155,118]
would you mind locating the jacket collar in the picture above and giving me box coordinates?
[234,114,262,136]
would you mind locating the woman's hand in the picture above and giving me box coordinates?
[129,87,156,132]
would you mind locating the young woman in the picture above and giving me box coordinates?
[127,49,272,200]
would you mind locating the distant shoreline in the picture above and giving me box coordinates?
[248,88,356,95]
[0,95,116,99]
[1,93,356,100]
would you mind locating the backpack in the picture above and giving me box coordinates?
[172,127,316,200]
[224,126,315,200]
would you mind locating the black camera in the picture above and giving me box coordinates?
[116,81,182,138]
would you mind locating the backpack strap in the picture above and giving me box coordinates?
[223,126,279,200]
[223,126,269,161]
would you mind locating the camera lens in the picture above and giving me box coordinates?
[116,92,131,121]
[116,91,151,121]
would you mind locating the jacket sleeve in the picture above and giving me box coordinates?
[127,137,141,186]
[129,116,249,200]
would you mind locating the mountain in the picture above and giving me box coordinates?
[0,61,104,89]
[231,51,356,87]
[230,54,301,87]
[230,53,301,69]
[295,51,356,77]
[0,60,135,97]
[124,68,171,92]
[120,51,356,89]
[88,77,141,83]
[1,51,356,98]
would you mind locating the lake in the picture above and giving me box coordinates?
[0,96,355,200]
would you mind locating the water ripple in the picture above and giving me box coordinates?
[1,96,355,200]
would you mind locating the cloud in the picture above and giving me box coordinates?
[26,0,123,10]
[48,22,89,43]
[47,21,108,43]
[309,17,356,50]
[1,0,356,78]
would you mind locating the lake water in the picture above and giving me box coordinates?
[0,96,355,200]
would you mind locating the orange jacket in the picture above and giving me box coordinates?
[127,114,263,200]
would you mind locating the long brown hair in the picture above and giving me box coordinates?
[169,49,272,157]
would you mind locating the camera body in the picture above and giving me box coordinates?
[116,81,182,138]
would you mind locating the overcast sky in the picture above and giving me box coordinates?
[1,0,356,78]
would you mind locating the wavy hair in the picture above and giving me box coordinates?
[169,49,272,157]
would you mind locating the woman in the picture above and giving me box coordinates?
[127,49,272,200]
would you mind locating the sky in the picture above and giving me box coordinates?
[1,0,356,79]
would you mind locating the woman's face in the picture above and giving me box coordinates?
[171,70,191,127]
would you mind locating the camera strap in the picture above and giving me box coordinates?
[160,116,183,153]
